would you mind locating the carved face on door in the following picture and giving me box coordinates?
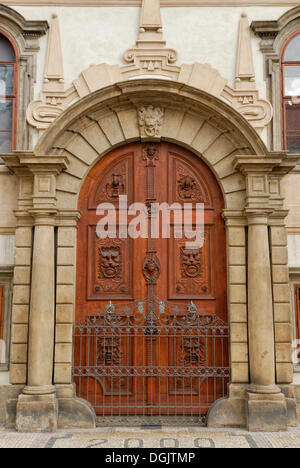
[180,247,202,278]
[99,246,121,279]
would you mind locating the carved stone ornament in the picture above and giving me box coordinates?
[142,252,161,285]
[138,106,164,140]
[26,4,273,135]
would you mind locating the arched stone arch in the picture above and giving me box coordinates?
[35,79,268,213]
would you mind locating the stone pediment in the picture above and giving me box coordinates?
[26,3,273,135]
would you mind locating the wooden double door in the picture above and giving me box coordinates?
[75,142,229,422]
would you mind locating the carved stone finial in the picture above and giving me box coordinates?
[235,13,255,90]
[138,106,164,141]
[44,14,64,89]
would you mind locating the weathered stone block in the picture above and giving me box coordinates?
[56,304,74,323]
[12,324,28,344]
[57,266,75,285]
[276,343,292,363]
[231,343,248,363]
[230,323,248,343]
[15,228,32,248]
[15,248,31,266]
[276,363,293,384]
[12,305,29,324]
[272,265,289,284]
[272,246,288,265]
[273,284,291,303]
[274,303,291,323]
[275,323,292,343]
[229,266,246,285]
[247,392,287,432]
[229,304,247,323]
[13,267,31,285]
[54,363,72,384]
[57,247,75,266]
[56,285,74,304]
[228,227,246,247]
[55,324,73,343]
[270,227,287,247]
[13,285,30,305]
[9,364,27,385]
[16,393,58,433]
[10,344,27,364]
[55,343,72,364]
[230,284,247,304]
[228,246,246,266]
[231,363,249,383]
[57,228,76,247]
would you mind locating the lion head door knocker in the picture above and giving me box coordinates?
[138,106,164,139]
[142,252,161,285]
[99,246,122,279]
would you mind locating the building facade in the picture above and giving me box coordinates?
[0,0,300,432]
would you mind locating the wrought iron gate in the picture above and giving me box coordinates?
[73,287,230,426]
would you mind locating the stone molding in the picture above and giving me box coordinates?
[1,1,300,6]
[26,5,273,134]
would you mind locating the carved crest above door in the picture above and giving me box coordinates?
[27,2,272,134]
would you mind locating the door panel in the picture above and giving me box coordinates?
[74,142,229,423]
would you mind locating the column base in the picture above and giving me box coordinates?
[16,392,58,433]
[247,391,287,432]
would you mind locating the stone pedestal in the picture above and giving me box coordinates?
[16,390,58,433]
[247,391,287,432]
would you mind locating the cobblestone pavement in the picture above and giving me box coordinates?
[1,425,300,448]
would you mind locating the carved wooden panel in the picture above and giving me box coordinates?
[169,229,213,299]
[88,226,132,300]
[90,155,133,207]
[169,154,211,205]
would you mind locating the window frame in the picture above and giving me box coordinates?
[0,29,18,157]
[281,29,300,153]
[0,270,13,372]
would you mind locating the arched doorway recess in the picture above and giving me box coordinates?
[74,141,228,425]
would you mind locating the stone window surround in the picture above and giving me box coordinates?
[0,267,13,373]
[0,5,47,151]
[251,6,300,162]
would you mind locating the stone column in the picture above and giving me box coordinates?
[247,213,287,431]
[16,210,58,432]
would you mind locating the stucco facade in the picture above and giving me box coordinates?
[0,0,300,432]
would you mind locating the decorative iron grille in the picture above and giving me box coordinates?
[73,287,230,426]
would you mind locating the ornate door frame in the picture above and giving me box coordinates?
[3,79,298,432]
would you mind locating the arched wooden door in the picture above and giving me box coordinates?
[74,142,229,425]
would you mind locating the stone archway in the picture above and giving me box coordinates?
[4,79,297,432]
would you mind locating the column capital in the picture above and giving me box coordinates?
[246,210,273,225]
[28,209,58,226]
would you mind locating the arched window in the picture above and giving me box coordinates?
[0,32,17,155]
[282,32,300,154]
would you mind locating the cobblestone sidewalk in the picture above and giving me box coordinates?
[1,425,300,448]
